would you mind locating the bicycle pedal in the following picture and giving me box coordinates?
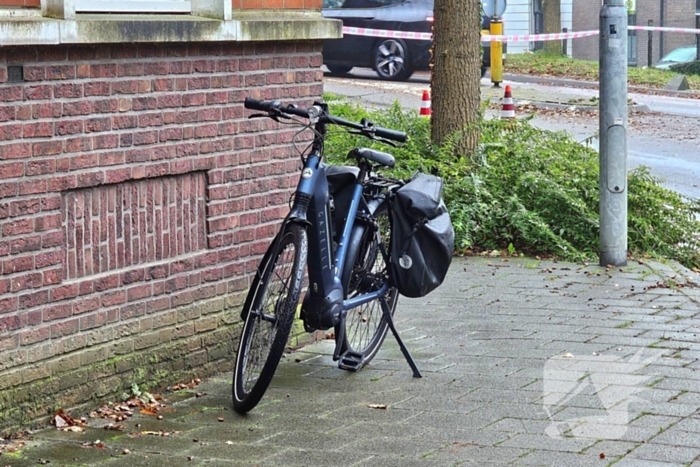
[338,350,365,372]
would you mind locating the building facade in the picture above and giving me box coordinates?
[572,0,698,65]
[0,0,339,432]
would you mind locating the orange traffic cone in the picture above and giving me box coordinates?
[501,85,515,119]
[419,90,431,117]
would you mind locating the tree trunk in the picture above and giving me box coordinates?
[542,0,562,55]
[430,0,481,155]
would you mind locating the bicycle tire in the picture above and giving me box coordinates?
[337,199,398,363]
[232,224,307,414]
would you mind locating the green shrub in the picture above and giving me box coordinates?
[323,98,700,268]
[669,61,700,77]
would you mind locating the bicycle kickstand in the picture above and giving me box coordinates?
[382,300,422,378]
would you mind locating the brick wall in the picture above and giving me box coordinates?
[0,41,323,432]
[573,0,697,65]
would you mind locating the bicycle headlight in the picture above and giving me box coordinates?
[307,105,322,124]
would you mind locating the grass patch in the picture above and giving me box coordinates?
[505,51,700,91]
[323,98,700,268]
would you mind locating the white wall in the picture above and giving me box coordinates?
[502,0,530,54]
[502,0,573,55]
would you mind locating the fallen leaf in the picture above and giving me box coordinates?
[102,423,125,431]
[59,426,85,433]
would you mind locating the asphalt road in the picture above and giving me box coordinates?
[323,68,700,200]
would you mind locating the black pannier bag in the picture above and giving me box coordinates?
[388,173,455,298]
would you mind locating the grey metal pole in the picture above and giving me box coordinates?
[647,20,653,67]
[599,0,628,267]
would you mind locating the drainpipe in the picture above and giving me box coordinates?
[659,0,665,60]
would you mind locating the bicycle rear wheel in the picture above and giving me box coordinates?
[232,224,307,414]
[337,200,398,364]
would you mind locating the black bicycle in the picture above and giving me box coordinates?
[232,98,422,414]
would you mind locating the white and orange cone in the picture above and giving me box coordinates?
[501,85,515,119]
[419,90,431,117]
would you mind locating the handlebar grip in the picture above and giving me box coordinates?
[374,126,407,143]
[244,98,274,112]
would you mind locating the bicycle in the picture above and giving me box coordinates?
[232,98,422,414]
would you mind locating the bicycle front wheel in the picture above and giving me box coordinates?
[232,224,307,414]
[338,200,398,363]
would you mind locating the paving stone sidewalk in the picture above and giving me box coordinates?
[5,256,700,467]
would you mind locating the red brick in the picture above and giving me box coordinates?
[133,130,159,146]
[51,318,79,337]
[34,213,61,231]
[54,83,83,99]
[76,171,104,187]
[49,284,79,302]
[102,290,126,307]
[93,135,119,150]
[46,65,76,80]
[0,86,23,103]
[112,80,138,95]
[0,296,18,314]
[0,162,24,179]
[118,62,145,76]
[39,299,69,323]
[85,117,111,133]
[70,153,98,170]
[138,113,163,128]
[10,271,44,291]
[90,63,117,78]
[73,296,100,314]
[0,142,31,159]
[48,175,77,191]
[43,267,62,285]
[84,81,111,96]
[91,99,118,114]
[24,85,52,101]
[157,95,182,108]
[133,97,158,111]
[10,235,41,255]
[0,124,22,141]
[112,115,138,129]
[62,101,91,116]
[55,120,84,136]
[182,93,206,107]
[19,290,49,309]
[32,141,62,157]
[25,160,56,176]
[20,326,51,345]
[159,128,183,142]
[35,249,62,269]
[104,168,130,184]
[144,62,169,75]
[169,61,192,74]
[23,122,54,138]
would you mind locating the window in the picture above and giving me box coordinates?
[628,13,636,65]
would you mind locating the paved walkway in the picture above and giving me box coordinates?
[5,256,700,466]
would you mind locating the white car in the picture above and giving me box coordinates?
[654,46,697,70]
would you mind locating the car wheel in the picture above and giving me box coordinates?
[326,65,353,75]
[373,39,413,81]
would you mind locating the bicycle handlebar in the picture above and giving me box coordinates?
[244,98,407,143]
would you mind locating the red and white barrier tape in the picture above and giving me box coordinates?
[343,25,700,42]
[481,30,599,42]
[341,26,600,42]
[342,26,432,41]
[629,25,700,34]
